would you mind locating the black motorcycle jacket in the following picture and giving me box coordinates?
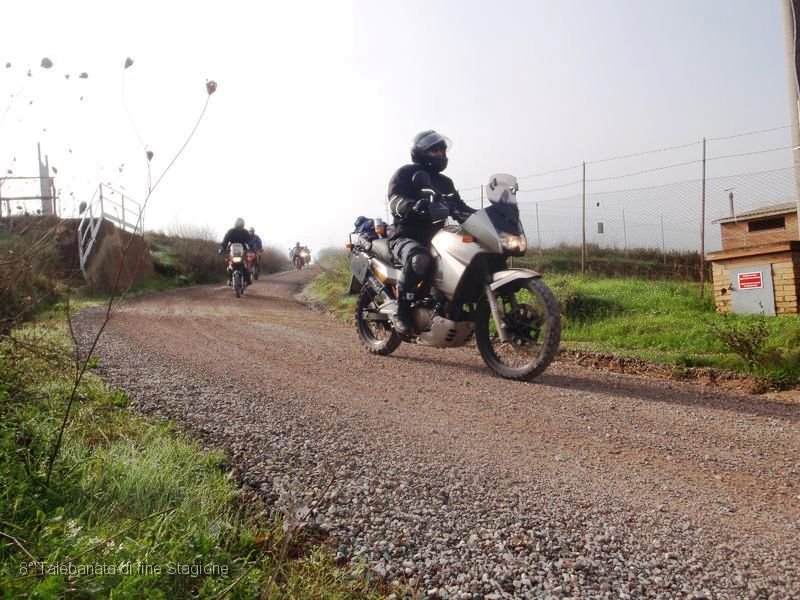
[387,164,476,244]
[220,227,251,250]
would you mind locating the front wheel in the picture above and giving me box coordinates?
[233,270,243,298]
[355,288,401,355]
[474,278,561,381]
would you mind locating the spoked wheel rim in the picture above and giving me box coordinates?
[491,302,546,368]
[355,288,401,355]
[475,278,561,380]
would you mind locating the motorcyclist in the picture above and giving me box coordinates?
[248,226,263,271]
[290,241,301,260]
[387,130,476,335]
[289,242,311,263]
[219,217,252,285]
[248,227,263,251]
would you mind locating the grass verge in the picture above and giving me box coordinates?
[305,248,357,321]
[0,323,381,599]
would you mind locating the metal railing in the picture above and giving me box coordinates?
[77,184,143,275]
[0,176,56,216]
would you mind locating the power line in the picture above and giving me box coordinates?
[459,123,795,190]
[586,140,702,166]
[586,146,793,184]
[517,164,583,180]
[706,124,793,142]
[707,144,795,161]
[586,159,702,183]
[515,164,796,203]
[518,179,582,193]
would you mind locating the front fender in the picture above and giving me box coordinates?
[489,268,541,291]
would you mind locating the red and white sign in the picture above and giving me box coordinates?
[738,271,763,290]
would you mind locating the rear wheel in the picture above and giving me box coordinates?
[355,288,401,355]
[233,270,243,298]
[474,277,561,381]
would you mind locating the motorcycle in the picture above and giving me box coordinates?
[226,243,249,298]
[246,248,260,281]
[347,172,561,381]
[293,248,310,270]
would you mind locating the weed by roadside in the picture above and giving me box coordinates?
[306,248,356,320]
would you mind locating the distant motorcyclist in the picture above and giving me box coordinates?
[388,130,475,335]
[248,227,263,251]
[248,226,263,271]
[219,217,252,285]
[290,241,302,260]
[290,241,311,269]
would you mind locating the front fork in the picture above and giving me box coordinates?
[484,285,511,343]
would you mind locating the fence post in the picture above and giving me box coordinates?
[622,208,628,258]
[581,161,586,276]
[536,202,542,253]
[661,215,666,265]
[700,137,706,296]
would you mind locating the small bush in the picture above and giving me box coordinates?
[260,245,292,274]
[306,248,356,320]
[146,232,223,284]
[0,221,65,331]
[711,316,770,370]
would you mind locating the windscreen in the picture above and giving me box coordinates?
[485,174,519,205]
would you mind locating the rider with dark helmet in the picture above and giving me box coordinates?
[387,130,476,335]
[219,217,252,284]
[220,217,251,251]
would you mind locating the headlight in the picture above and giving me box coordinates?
[499,233,527,253]
[232,257,242,263]
[300,251,309,258]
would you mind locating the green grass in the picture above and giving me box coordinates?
[0,324,382,599]
[306,249,357,321]
[543,275,800,386]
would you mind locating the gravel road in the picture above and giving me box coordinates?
[76,268,800,599]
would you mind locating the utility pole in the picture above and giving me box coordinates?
[581,161,586,276]
[782,0,800,238]
[701,137,706,296]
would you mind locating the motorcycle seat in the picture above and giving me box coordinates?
[370,238,397,266]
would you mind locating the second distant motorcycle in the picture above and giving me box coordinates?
[246,248,260,281]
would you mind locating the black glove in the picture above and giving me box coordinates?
[412,197,430,214]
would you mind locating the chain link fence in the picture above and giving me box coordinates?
[459,126,799,281]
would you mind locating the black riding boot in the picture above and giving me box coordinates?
[394,291,416,336]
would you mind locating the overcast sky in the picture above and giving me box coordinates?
[0,0,794,253]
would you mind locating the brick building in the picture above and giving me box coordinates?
[706,202,799,315]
